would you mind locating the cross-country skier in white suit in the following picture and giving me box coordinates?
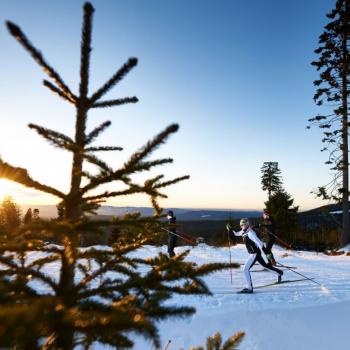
[226,218,283,293]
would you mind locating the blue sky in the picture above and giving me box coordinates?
[0,0,337,210]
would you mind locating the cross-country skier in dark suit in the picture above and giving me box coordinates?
[259,209,277,266]
[226,218,283,293]
[167,210,177,258]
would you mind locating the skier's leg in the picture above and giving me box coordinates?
[265,236,277,265]
[256,253,282,276]
[168,234,177,257]
[243,254,257,290]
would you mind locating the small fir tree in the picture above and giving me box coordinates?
[307,0,350,246]
[0,195,21,238]
[260,162,283,199]
[23,208,32,224]
[32,208,40,221]
[0,3,237,349]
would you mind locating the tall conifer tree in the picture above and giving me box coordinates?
[260,162,283,199]
[0,3,237,349]
[308,0,350,246]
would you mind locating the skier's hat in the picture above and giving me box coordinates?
[240,218,249,227]
[263,209,270,218]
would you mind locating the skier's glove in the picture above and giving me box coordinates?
[226,223,232,231]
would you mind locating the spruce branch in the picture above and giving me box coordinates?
[91,97,138,108]
[0,256,58,292]
[151,197,162,215]
[131,158,174,173]
[6,21,76,102]
[28,123,75,150]
[83,153,113,172]
[90,57,138,103]
[153,175,190,189]
[85,121,111,145]
[0,158,65,198]
[82,183,156,201]
[123,124,179,172]
[81,125,179,194]
[43,80,76,104]
[85,146,123,152]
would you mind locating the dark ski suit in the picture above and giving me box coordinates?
[167,215,177,258]
[260,215,277,265]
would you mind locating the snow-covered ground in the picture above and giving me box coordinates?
[18,243,350,349]
[131,244,350,350]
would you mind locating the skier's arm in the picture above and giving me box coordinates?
[226,224,242,237]
[232,229,243,237]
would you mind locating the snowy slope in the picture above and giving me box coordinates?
[131,244,350,350]
[19,244,350,349]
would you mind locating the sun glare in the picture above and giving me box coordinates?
[0,179,18,201]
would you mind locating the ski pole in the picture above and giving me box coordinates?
[276,262,323,287]
[265,229,293,249]
[161,227,197,245]
[227,227,233,284]
[163,339,171,350]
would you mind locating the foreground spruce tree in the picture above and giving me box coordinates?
[0,3,237,349]
[307,0,350,246]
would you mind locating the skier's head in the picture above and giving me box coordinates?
[263,209,270,220]
[240,218,250,229]
[167,210,174,219]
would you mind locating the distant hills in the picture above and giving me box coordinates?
[19,205,262,221]
[19,203,349,227]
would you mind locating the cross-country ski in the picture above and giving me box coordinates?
[254,278,315,289]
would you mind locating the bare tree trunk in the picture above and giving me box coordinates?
[341,6,349,247]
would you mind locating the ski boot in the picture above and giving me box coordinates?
[238,288,253,294]
[277,271,283,283]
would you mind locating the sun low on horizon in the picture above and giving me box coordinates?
[0,179,54,205]
[0,179,22,202]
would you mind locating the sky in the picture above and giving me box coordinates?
[0,0,338,211]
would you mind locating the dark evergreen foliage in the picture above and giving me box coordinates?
[0,195,21,237]
[264,190,299,243]
[0,3,238,349]
[33,208,40,221]
[260,162,283,199]
[23,208,32,225]
[181,331,245,350]
[307,0,350,245]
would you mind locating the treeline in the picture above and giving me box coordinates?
[0,195,40,237]
[175,218,339,252]
[2,193,339,251]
